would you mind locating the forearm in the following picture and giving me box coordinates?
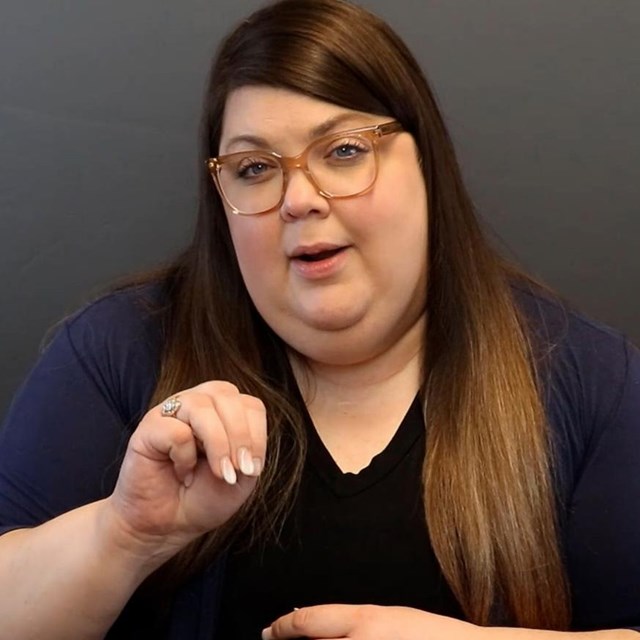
[0,499,165,640]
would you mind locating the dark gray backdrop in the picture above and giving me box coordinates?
[1,1,639,417]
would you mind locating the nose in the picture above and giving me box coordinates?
[279,168,330,221]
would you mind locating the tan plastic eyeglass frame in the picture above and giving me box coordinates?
[206,120,403,216]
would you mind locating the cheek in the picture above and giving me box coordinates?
[374,179,429,286]
[370,176,428,252]
[227,217,282,294]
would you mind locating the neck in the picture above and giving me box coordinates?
[291,315,425,421]
[290,316,425,473]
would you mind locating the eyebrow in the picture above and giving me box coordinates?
[222,112,369,154]
[309,113,365,138]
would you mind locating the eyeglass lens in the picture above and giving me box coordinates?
[217,132,377,214]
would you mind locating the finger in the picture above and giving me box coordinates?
[182,396,240,485]
[166,422,198,486]
[188,381,256,475]
[161,391,238,485]
[265,604,358,639]
[208,382,256,476]
[132,417,198,486]
[155,384,264,484]
[241,393,267,476]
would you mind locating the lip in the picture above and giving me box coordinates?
[288,242,346,259]
[288,243,350,280]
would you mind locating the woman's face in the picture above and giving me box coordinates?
[218,86,428,366]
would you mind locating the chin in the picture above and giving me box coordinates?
[300,311,366,333]
[287,320,381,366]
[258,303,372,356]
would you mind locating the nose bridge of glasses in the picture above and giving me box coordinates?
[278,149,323,195]
[279,153,309,173]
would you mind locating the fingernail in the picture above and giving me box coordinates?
[252,457,262,476]
[183,472,194,488]
[221,456,237,485]
[261,627,272,640]
[238,447,255,476]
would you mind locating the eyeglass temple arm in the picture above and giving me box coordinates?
[378,121,404,136]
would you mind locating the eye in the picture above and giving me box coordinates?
[235,156,279,180]
[326,137,371,162]
[333,144,360,158]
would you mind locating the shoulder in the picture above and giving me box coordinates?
[512,280,626,353]
[63,282,167,348]
[0,283,170,525]
[51,282,168,426]
[511,281,631,390]
[512,281,640,496]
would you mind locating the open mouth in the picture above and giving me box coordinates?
[296,248,344,262]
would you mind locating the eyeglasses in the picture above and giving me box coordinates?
[207,121,403,216]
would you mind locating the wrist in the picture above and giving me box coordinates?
[94,498,181,579]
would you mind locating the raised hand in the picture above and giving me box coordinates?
[104,380,267,562]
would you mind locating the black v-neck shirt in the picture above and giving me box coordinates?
[217,398,463,639]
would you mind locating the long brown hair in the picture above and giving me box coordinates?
[142,0,569,629]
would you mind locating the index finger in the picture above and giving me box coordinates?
[264,604,358,639]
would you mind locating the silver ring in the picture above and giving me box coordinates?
[160,395,182,418]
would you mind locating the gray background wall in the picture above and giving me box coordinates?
[1,0,638,417]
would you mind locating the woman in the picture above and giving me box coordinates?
[0,0,638,638]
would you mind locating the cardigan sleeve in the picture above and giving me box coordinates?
[0,287,160,533]
[512,285,640,632]
[0,289,166,637]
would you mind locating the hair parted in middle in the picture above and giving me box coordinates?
[145,0,569,629]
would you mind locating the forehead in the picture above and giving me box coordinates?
[219,86,380,153]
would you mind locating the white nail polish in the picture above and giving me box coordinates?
[252,457,262,476]
[238,447,255,476]
[221,456,237,485]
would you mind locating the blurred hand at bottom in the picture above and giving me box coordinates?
[263,604,482,640]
